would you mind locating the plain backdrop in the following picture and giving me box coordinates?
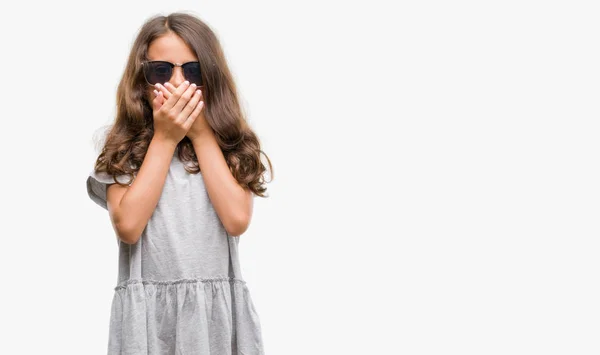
[0,1,598,354]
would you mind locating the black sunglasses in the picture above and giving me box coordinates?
[142,60,203,87]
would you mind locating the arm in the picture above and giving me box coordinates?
[192,130,253,237]
[106,137,177,244]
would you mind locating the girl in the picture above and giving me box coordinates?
[86,12,272,355]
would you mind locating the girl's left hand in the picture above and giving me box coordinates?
[153,82,212,141]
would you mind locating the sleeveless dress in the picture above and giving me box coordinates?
[86,147,265,355]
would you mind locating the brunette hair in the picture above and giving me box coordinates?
[92,12,272,197]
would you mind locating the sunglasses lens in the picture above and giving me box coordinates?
[144,62,172,85]
[183,62,202,86]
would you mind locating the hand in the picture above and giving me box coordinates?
[154,82,210,142]
[151,81,204,146]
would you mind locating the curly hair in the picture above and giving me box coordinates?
[92,12,273,197]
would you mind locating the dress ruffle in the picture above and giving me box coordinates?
[108,277,264,355]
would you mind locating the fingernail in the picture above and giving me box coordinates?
[184,80,189,85]
[191,83,196,88]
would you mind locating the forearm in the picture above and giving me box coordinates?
[114,137,176,243]
[192,131,247,235]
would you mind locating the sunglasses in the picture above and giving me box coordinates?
[142,60,203,87]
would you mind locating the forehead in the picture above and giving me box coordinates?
[147,33,198,63]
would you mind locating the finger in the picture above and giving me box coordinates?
[178,89,202,123]
[153,89,165,106]
[183,101,204,131]
[162,82,176,95]
[171,82,198,122]
[186,100,205,126]
[182,107,198,131]
[161,80,191,112]
[152,90,164,111]
[157,83,173,101]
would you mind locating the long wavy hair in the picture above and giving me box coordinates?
[92,12,272,197]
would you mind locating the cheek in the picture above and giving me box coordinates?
[146,89,155,104]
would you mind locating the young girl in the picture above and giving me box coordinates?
[86,12,272,355]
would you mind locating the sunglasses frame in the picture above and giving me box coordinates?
[141,60,204,87]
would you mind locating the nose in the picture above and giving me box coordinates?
[169,66,186,88]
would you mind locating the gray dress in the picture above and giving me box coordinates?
[86,147,265,355]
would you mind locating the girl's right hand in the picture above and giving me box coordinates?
[151,81,203,146]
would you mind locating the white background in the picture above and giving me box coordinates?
[1,1,598,354]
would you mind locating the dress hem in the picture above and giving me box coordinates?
[114,276,247,291]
